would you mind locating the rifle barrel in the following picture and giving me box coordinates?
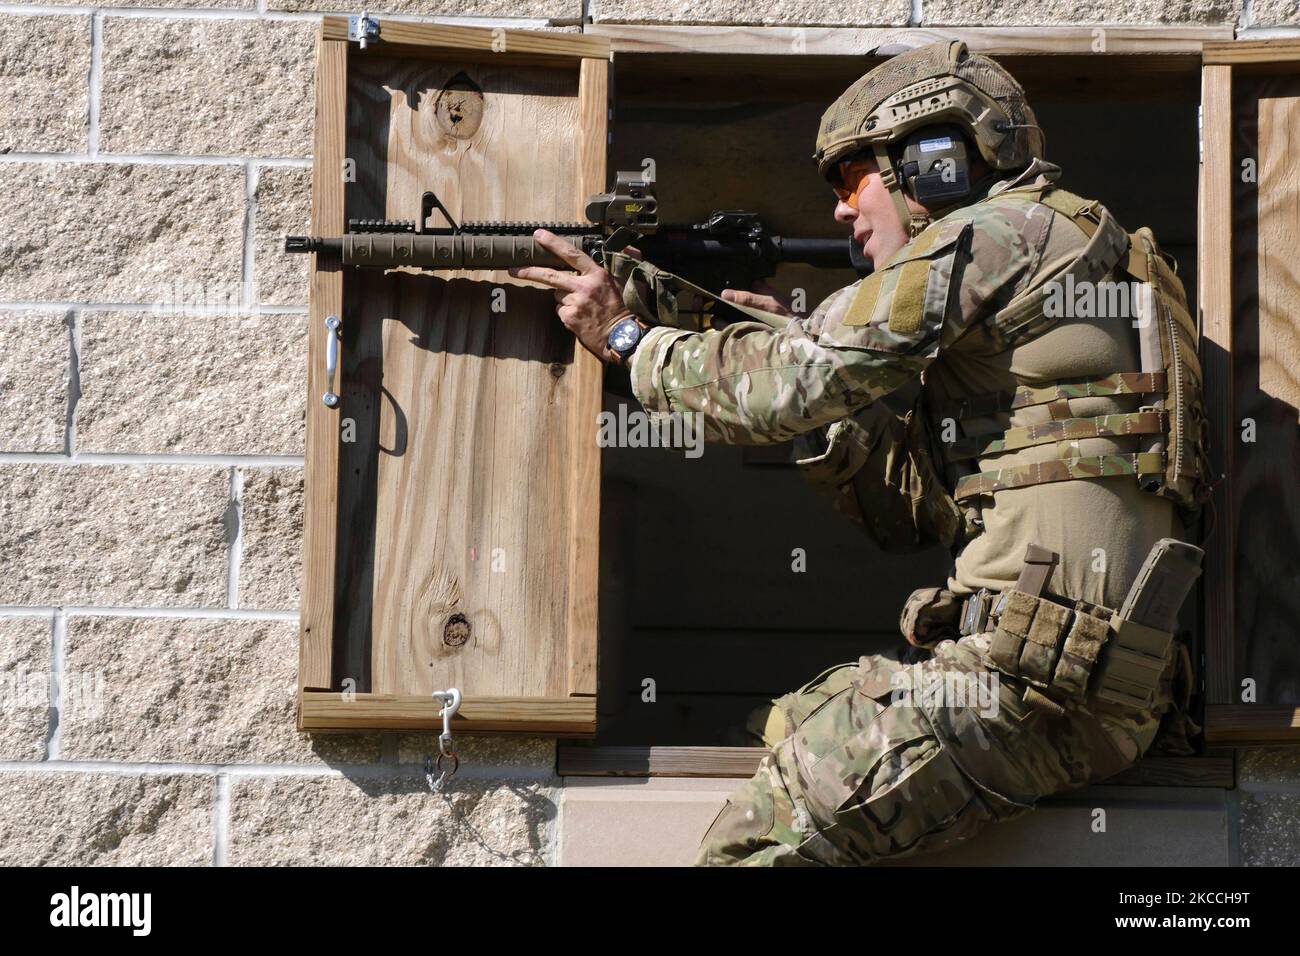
[284,233,599,269]
[775,237,861,269]
[284,231,866,275]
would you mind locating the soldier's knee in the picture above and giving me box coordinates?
[725,660,861,750]
[744,701,789,749]
[695,754,811,866]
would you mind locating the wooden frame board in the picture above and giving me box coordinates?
[589,24,1230,56]
[556,745,1235,788]
[297,20,609,735]
[1200,41,1300,747]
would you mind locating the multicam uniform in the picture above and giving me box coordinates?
[623,156,1207,867]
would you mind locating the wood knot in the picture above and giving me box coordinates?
[434,72,484,140]
[443,613,471,647]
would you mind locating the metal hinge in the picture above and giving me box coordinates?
[349,11,380,49]
[1197,103,1203,165]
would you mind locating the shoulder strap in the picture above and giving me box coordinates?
[1036,188,1150,281]
[989,195,1134,344]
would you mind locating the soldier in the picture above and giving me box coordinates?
[510,39,1210,866]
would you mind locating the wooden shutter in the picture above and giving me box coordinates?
[297,19,609,735]
[1200,41,1300,745]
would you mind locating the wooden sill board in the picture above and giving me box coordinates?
[301,691,596,735]
[1204,706,1300,746]
[557,745,1235,788]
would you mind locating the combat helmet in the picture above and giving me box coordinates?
[814,40,1045,237]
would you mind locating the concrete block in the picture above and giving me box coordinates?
[1238,791,1300,866]
[252,166,311,307]
[3,0,251,7]
[0,163,244,305]
[559,777,1230,866]
[560,776,738,866]
[1250,0,1300,24]
[0,13,90,153]
[922,0,1236,25]
[0,616,52,761]
[0,771,213,866]
[1240,747,1300,787]
[264,0,576,17]
[0,310,69,453]
[100,17,316,158]
[60,615,380,764]
[227,773,556,865]
[77,311,306,455]
[237,467,303,610]
[396,734,556,767]
[0,464,229,608]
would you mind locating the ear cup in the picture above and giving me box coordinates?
[899,125,973,207]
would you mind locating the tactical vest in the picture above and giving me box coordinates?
[796,183,1212,554]
[928,183,1213,531]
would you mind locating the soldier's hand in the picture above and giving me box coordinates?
[509,229,632,364]
[721,280,794,318]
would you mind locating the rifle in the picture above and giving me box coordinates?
[285,171,870,325]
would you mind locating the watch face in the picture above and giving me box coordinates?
[609,318,643,354]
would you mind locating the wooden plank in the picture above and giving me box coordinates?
[302,692,596,734]
[566,56,608,697]
[298,30,348,705]
[559,745,765,777]
[556,745,1235,787]
[592,24,1229,56]
[329,50,598,720]
[322,16,609,61]
[1107,756,1234,789]
[1232,74,1300,705]
[1204,39,1300,67]
[1199,64,1235,706]
[1205,705,1300,745]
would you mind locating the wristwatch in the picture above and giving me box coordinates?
[607,314,649,364]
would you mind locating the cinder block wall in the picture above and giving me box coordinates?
[0,0,1296,866]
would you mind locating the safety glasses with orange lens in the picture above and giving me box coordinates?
[830,155,876,206]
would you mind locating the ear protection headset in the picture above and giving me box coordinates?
[893,124,974,208]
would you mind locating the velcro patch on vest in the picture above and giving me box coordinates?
[843,271,886,328]
[889,259,930,334]
[841,222,969,331]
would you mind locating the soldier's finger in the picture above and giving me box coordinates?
[722,287,792,317]
[508,264,582,292]
[722,289,774,308]
[533,229,600,274]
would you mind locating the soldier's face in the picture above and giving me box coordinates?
[832,158,924,267]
